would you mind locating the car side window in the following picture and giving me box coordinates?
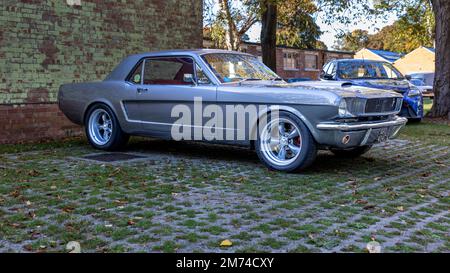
[196,64,212,85]
[128,62,143,84]
[143,57,195,85]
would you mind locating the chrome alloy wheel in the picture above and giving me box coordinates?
[260,118,303,167]
[88,109,113,146]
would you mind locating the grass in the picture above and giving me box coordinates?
[397,98,450,146]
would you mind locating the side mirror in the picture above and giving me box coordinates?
[405,75,412,80]
[322,74,334,80]
[183,73,197,85]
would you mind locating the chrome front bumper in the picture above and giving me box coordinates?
[315,116,408,148]
[316,116,408,131]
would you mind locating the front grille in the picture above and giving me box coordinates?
[365,98,399,114]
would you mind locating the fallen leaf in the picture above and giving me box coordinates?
[396,206,404,212]
[374,177,382,181]
[363,204,376,210]
[66,241,81,253]
[127,220,135,226]
[366,241,381,253]
[61,206,75,213]
[355,199,368,205]
[10,223,21,228]
[220,239,233,247]
[23,244,33,251]
[28,170,41,177]
[9,190,21,198]
[114,200,127,205]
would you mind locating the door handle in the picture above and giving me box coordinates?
[137,88,149,94]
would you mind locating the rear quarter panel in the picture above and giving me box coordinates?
[58,81,139,133]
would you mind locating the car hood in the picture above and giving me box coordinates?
[285,81,401,99]
[345,79,411,94]
[220,80,402,105]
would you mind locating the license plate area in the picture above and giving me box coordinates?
[366,127,392,144]
[377,127,389,142]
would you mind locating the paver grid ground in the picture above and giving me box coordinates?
[0,138,449,253]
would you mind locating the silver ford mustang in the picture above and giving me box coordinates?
[58,49,407,172]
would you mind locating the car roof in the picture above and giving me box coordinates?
[105,49,252,81]
[127,49,251,59]
[333,59,389,63]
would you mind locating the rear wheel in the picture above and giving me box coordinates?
[330,145,372,158]
[256,112,317,172]
[85,104,129,150]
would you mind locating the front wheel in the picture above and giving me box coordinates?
[85,104,129,151]
[330,145,372,158]
[408,118,422,123]
[255,112,317,172]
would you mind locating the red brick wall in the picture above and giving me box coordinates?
[0,104,81,144]
[243,44,354,80]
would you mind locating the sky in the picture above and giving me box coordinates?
[246,11,398,50]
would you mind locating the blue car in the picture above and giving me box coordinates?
[320,59,424,121]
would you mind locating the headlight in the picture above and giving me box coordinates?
[338,99,355,117]
[408,86,422,97]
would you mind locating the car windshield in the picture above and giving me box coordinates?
[410,79,426,86]
[201,53,280,83]
[338,61,405,80]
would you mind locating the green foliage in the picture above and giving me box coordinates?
[328,0,435,52]
[334,29,370,51]
[276,0,323,49]
[203,0,325,50]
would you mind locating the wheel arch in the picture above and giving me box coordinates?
[82,99,118,126]
[250,105,319,148]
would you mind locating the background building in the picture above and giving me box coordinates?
[394,46,435,75]
[354,48,403,63]
[204,40,354,80]
[0,0,203,144]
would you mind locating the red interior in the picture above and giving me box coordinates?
[143,58,194,85]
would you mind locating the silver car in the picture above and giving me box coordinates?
[58,49,407,172]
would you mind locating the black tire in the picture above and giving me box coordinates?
[255,112,317,172]
[408,118,422,123]
[330,145,372,158]
[84,104,129,151]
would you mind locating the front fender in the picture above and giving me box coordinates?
[250,105,324,143]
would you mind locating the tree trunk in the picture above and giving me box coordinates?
[428,0,450,119]
[260,1,277,72]
[220,0,241,51]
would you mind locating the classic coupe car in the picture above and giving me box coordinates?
[320,59,424,121]
[59,50,407,172]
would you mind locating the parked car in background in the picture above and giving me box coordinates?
[320,59,424,122]
[406,72,434,97]
[59,50,407,172]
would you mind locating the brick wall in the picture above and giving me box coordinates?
[0,0,203,144]
[242,43,354,80]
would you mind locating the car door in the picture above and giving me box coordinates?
[134,56,217,139]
